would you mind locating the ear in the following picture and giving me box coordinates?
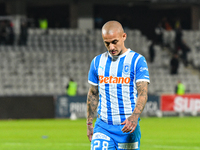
[122,33,127,41]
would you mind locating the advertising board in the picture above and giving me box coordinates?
[161,94,200,112]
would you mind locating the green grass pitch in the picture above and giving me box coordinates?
[0,117,199,150]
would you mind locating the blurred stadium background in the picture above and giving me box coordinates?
[0,0,200,149]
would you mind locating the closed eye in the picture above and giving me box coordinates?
[104,40,118,46]
[105,42,110,46]
[112,40,118,44]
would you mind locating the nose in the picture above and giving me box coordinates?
[109,43,115,50]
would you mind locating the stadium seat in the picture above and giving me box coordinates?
[0,28,200,95]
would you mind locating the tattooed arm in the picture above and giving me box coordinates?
[133,81,148,117]
[87,85,99,142]
[121,81,148,133]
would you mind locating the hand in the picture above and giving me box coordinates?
[121,115,138,133]
[87,125,94,142]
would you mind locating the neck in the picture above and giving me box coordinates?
[110,48,129,60]
[120,48,128,55]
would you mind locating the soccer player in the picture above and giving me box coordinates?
[87,20,150,150]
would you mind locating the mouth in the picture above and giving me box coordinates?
[110,50,117,55]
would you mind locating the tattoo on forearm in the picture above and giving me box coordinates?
[134,81,148,114]
[87,85,99,123]
[128,113,140,124]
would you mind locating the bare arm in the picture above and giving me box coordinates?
[122,81,148,133]
[87,85,99,141]
[133,81,148,116]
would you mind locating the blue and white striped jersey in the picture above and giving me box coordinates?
[88,49,150,125]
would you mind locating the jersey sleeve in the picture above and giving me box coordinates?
[136,56,150,83]
[88,58,98,86]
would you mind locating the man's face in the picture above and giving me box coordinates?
[102,31,126,56]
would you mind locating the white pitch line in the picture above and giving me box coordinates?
[3,142,90,147]
[144,144,200,150]
[65,143,90,146]
[4,143,200,149]
[144,139,191,143]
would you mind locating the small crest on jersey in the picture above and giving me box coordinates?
[123,64,130,74]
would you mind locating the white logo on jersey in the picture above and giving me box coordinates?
[140,67,148,72]
[99,66,104,70]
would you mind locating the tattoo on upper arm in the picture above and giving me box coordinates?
[87,85,99,122]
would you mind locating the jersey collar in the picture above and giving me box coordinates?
[108,48,131,60]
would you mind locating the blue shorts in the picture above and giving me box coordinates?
[91,118,141,150]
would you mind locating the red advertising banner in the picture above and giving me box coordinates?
[161,94,200,112]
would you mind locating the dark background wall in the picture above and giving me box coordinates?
[0,0,199,39]
[94,5,191,39]
[0,96,55,119]
[27,5,70,28]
